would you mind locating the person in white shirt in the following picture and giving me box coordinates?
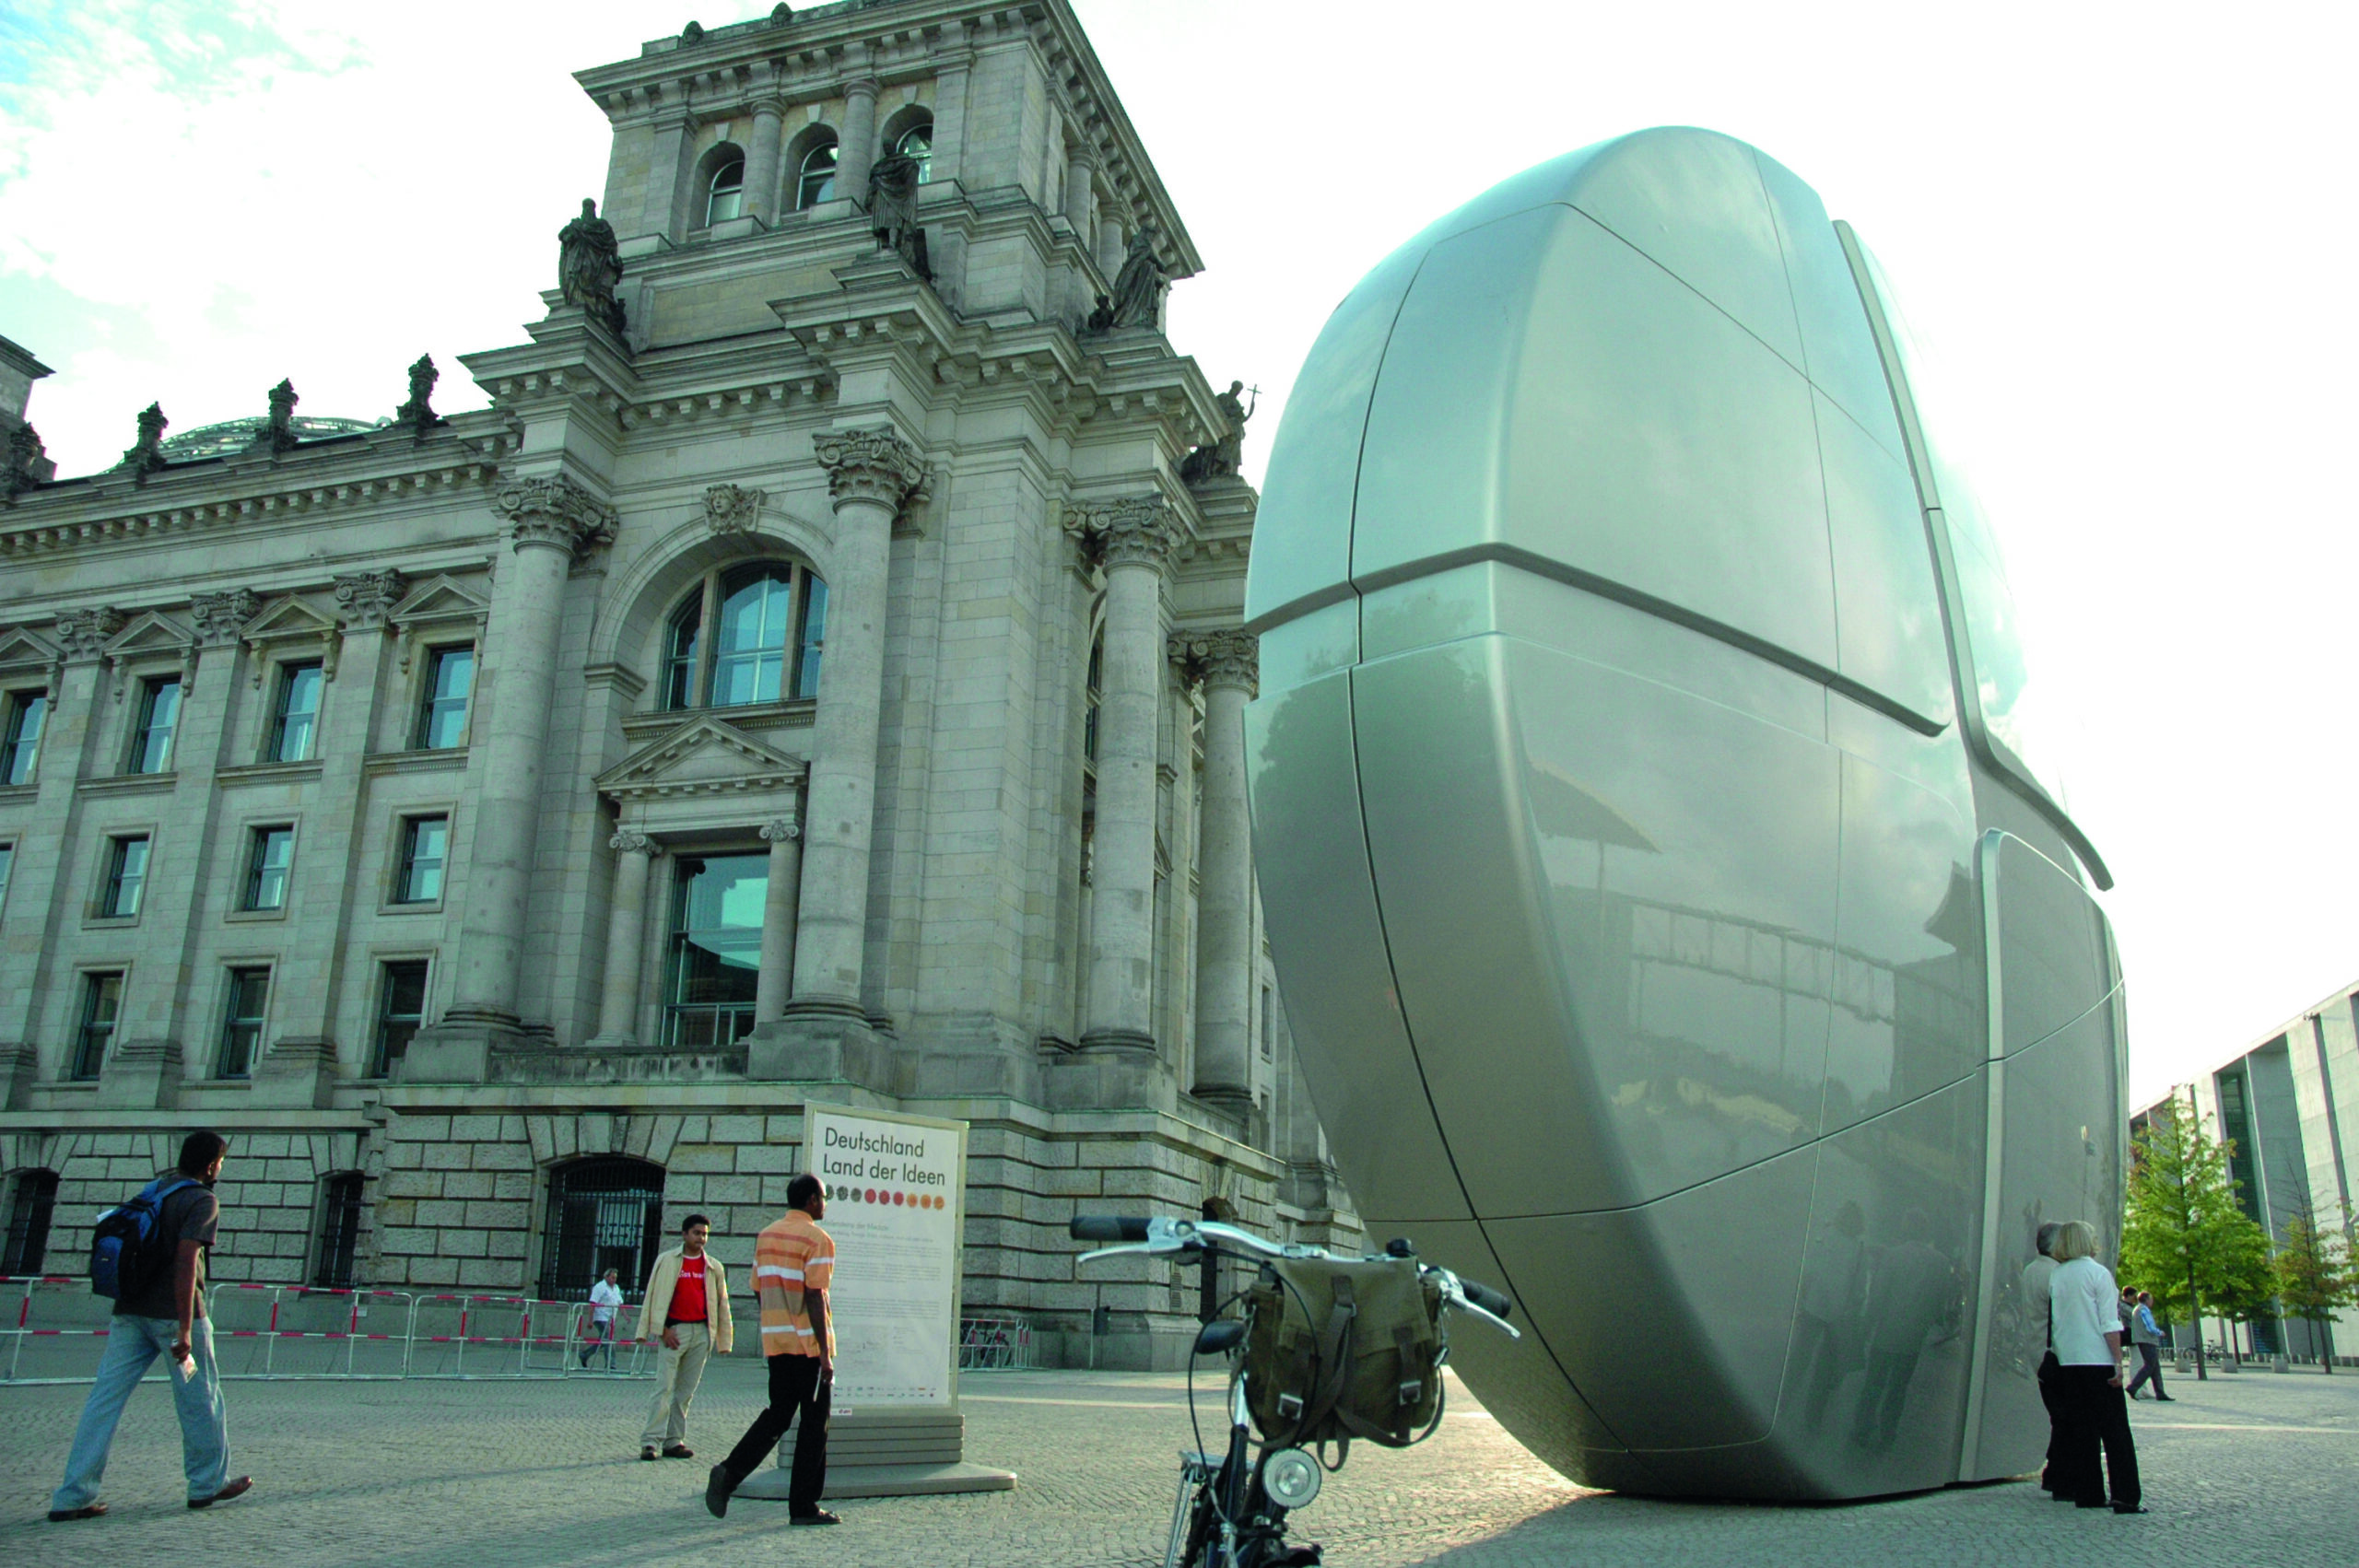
[581,1269,625,1371]
[2048,1220,2144,1514]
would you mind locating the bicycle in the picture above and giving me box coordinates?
[1070,1214,1519,1568]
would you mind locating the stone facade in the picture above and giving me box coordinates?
[0,0,1355,1364]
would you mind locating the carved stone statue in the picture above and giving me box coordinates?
[868,152,932,280]
[119,403,169,481]
[395,354,440,438]
[1106,225,1168,331]
[1084,294,1115,334]
[4,423,46,502]
[557,197,627,334]
[1181,379,1256,486]
[250,379,299,456]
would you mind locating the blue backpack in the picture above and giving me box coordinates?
[89,1176,197,1300]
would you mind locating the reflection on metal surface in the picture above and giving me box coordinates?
[1244,128,2122,1501]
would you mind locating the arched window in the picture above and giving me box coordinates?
[538,1156,666,1303]
[2,1168,58,1276]
[795,140,839,209]
[893,120,933,184]
[705,155,746,225]
[662,560,827,711]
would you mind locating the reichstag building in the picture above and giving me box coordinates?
[0,0,1345,1366]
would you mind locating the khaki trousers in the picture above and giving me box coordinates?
[640,1322,713,1450]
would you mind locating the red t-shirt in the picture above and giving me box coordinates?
[668,1254,708,1324]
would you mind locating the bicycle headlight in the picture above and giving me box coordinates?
[1262,1446,1322,1510]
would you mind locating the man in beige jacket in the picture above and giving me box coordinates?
[638,1214,732,1460]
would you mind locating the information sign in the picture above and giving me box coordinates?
[804,1102,968,1409]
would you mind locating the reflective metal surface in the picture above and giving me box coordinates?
[1244,128,2122,1500]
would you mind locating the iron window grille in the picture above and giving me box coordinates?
[312,1172,365,1289]
[537,1157,666,1304]
[1,1169,58,1276]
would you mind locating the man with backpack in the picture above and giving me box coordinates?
[48,1130,254,1521]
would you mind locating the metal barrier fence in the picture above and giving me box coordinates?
[0,1276,669,1384]
[959,1316,1035,1371]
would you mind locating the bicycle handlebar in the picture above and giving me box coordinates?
[1072,1213,1519,1339]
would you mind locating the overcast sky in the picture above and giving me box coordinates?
[4,1,2354,1107]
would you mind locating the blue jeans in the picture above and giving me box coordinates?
[51,1314,231,1509]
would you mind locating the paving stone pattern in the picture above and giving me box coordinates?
[1,1363,2352,1567]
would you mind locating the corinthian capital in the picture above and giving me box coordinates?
[333,568,407,630]
[190,590,263,647]
[53,606,126,661]
[1066,494,1183,572]
[494,474,618,556]
[813,427,924,514]
[1169,629,1259,695]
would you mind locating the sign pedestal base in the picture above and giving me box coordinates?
[734,1406,1016,1500]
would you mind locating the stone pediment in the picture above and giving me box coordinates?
[388,574,488,627]
[241,594,341,683]
[0,626,59,677]
[102,610,194,661]
[595,715,806,803]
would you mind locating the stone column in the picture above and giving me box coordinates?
[756,816,804,1021]
[1097,211,1129,281]
[785,428,921,1020]
[930,53,972,186]
[1177,630,1258,1106]
[594,830,661,1043]
[745,96,787,223]
[1073,497,1181,1053]
[1063,145,1098,254]
[642,109,697,239]
[442,475,615,1034]
[839,77,881,207]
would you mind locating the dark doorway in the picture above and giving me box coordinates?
[2,1169,58,1276]
[537,1157,665,1303]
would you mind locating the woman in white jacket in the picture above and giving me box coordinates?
[2047,1220,2144,1513]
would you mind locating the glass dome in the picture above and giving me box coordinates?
[156,415,388,462]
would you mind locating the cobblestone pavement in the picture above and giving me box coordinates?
[2,1359,2353,1567]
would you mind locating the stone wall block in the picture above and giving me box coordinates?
[623,1116,654,1160]
[470,1142,534,1172]
[734,1142,798,1174]
[437,1228,488,1258]
[485,1230,528,1262]
[414,1199,467,1228]
[387,1142,425,1170]
[491,1172,534,1202]
[578,1112,614,1155]
[763,1115,804,1142]
[400,1115,453,1143]
[704,1175,758,1206]
[552,1119,579,1160]
[642,1114,685,1167]
[382,1171,440,1200]
[677,1116,710,1144]
[422,1144,472,1172]
[525,1116,555,1164]
[264,1158,311,1183]
[463,1199,529,1231]
[663,1176,706,1204]
[668,1144,734,1175]
[710,1115,765,1145]
[440,1170,493,1200]
[245,1134,293,1159]
[409,1258,459,1286]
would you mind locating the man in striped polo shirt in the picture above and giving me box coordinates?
[705,1172,838,1525]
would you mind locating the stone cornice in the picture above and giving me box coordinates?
[0,424,511,562]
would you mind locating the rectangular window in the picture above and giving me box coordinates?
[73,971,123,1079]
[101,835,148,918]
[313,1172,365,1288]
[217,966,270,1079]
[370,960,429,1079]
[127,675,182,774]
[394,815,447,904]
[1261,986,1274,1060]
[268,661,323,762]
[416,646,475,749]
[1,1169,59,1276]
[663,853,766,1049]
[244,825,294,911]
[2,689,45,785]
[0,841,13,912]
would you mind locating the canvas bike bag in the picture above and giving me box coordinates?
[1244,1254,1447,1457]
[89,1176,198,1301]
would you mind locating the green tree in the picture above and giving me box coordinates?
[2121,1086,2276,1380]
[2273,1187,2359,1372]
